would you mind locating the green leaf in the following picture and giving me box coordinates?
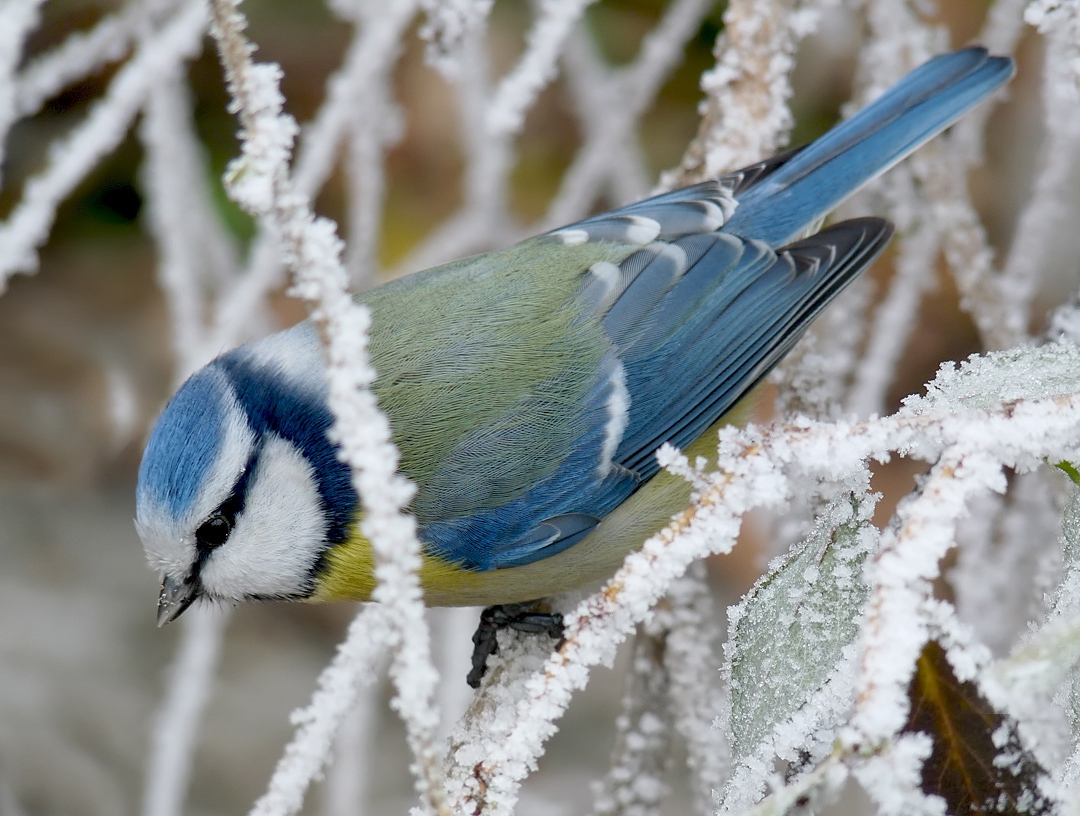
[1054,461,1080,486]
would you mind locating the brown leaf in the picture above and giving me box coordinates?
[904,640,1054,814]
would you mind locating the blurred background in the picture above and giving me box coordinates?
[0,0,1066,814]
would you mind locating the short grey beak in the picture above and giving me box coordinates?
[157,573,198,627]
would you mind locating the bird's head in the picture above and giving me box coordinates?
[135,323,353,624]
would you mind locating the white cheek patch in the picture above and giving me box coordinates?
[199,434,326,601]
[137,373,254,579]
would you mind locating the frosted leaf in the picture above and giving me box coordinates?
[1061,483,1080,570]
[903,344,1080,415]
[726,492,878,761]
[993,615,1080,701]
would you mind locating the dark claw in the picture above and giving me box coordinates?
[467,603,565,688]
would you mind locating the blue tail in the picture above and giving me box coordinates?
[723,47,1015,246]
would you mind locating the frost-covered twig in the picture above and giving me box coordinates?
[206,2,446,814]
[13,0,180,121]
[446,441,784,816]
[659,564,729,815]
[417,0,494,77]
[142,607,228,816]
[207,0,418,347]
[251,606,389,816]
[590,567,726,816]
[543,0,713,227]
[344,77,401,287]
[924,137,1024,350]
[847,444,1006,747]
[141,73,240,371]
[1016,1,1080,342]
[952,470,1062,655]
[0,0,46,185]
[667,0,820,185]
[447,343,1080,816]
[856,1,1023,352]
[485,0,596,137]
[846,174,938,418]
[341,3,410,287]
[393,25,516,274]
[323,677,381,816]
[733,752,847,816]
[0,0,207,290]
[590,627,672,816]
[952,0,1027,163]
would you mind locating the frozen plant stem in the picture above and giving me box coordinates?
[142,606,228,816]
[205,1,447,814]
[0,0,207,289]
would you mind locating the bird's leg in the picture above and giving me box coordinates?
[467,602,565,688]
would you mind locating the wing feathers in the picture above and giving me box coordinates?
[616,218,893,477]
[546,180,736,246]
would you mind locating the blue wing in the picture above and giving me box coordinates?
[422,212,892,571]
[420,46,1012,573]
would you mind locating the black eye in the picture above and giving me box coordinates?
[196,513,231,550]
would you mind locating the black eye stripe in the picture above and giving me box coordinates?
[191,446,260,573]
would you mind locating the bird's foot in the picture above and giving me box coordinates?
[467,602,565,688]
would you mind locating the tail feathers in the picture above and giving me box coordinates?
[724,47,1014,246]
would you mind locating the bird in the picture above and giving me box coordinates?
[136,48,1014,653]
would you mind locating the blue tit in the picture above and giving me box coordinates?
[137,48,1013,625]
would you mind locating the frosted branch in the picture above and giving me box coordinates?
[733,752,847,816]
[856,2,1023,351]
[323,676,381,816]
[207,0,419,348]
[251,606,389,816]
[667,0,820,184]
[952,0,1027,163]
[485,0,596,137]
[394,27,516,273]
[846,172,938,418]
[444,343,1080,815]
[952,470,1061,656]
[0,0,208,290]
[543,0,712,228]
[13,0,180,121]
[417,0,494,77]
[140,73,240,374]
[590,627,673,816]
[0,0,46,186]
[924,137,1025,350]
[206,2,446,814]
[445,442,783,816]
[847,445,1005,748]
[1016,1,1080,343]
[142,607,229,816]
[659,564,729,815]
[344,79,401,287]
